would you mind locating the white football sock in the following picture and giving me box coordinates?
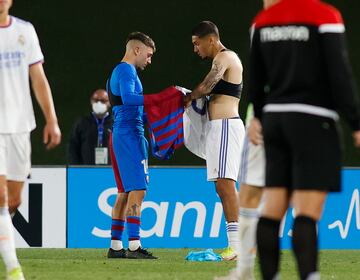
[237,207,259,274]
[110,240,123,251]
[128,240,141,251]
[226,221,239,252]
[306,272,320,280]
[0,207,20,272]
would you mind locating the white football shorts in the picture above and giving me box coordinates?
[238,133,265,187]
[206,118,245,182]
[0,133,31,181]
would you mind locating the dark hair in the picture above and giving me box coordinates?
[192,21,219,38]
[126,32,156,51]
[90,89,107,99]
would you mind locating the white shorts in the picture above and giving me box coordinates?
[0,133,31,181]
[206,118,245,181]
[238,134,265,187]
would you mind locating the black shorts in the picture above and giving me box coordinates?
[262,112,342,192]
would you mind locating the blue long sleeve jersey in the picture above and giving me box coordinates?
[109,62,145,134]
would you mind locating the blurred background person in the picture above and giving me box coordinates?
[68,89,112,165]
[249,0,360,279]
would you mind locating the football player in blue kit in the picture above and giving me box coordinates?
[107,32,157,259]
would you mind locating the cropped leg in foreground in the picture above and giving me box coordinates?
[257,188,288,280]
[214,184,263,280]
[0,175,24,280]
[0,133,31,279]
[215,132,265,280]
[236,137,265,279]
[292,190,327,280]
[257,111,342,279]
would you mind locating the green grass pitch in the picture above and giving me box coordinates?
[0,249,359,279]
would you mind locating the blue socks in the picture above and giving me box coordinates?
[110,219,125,250]
[127,216,141,251]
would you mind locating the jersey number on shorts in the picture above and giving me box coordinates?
[141,159,149,183]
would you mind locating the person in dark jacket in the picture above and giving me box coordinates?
[248,0,360,279]
[68,89,112,165]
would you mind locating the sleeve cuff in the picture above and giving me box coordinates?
[29,59,44,66]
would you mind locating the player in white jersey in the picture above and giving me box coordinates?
[215,104,265,280]
[0,0,61,279]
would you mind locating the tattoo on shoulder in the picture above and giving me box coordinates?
[202,60,225,92]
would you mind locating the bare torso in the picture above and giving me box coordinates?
[208,51,242,120]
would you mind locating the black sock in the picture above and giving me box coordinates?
[292,215,318,280]
[257,217,281,280]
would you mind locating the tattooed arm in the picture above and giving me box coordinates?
[185,55,228,103]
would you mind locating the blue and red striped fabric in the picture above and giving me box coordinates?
[144,86,184,160]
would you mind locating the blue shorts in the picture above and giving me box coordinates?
[112,131,149,193]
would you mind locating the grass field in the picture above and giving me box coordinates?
[0,249,359,279]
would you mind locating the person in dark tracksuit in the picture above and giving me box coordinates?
[248,0,360,279]
[68,89,112,165]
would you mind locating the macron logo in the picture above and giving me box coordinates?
[260,26,309,42]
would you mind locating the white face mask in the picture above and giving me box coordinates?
[92,101,108,115]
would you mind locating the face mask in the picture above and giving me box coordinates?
[92,101,108,115]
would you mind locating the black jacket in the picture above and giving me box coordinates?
[68,113,113,165]
[249,0,360,130]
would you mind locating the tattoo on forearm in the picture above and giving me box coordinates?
[127,203,140,216]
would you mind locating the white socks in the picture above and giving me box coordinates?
[237,207,259,275]
[128,240,141,251]
[110,240,123,251]
[0,207,20,272]
[306,272,320,280]
[111,239,143,251]
[226,221,239,252]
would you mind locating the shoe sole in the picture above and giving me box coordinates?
[126,255,158,260]
[107,255,127,259]
[221,255,237,261]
